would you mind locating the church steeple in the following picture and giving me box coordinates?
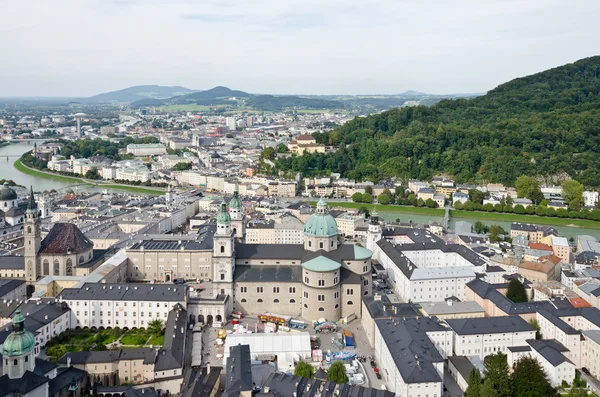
[27,186,37,212]
[25,186,41,282]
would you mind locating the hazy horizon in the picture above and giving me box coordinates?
[1,0,598,97]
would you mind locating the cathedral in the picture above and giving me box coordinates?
[210,195,374,322]
[23,187,95,283]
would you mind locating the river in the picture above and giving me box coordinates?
[0,143,143,195]
[3,143,600,239]
[378,211,600,240]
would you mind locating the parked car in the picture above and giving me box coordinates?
[370,360,376,368]
[376,373,382,380]
[173,278,186,284]
[374,367,380,374]
[582,367,591,375]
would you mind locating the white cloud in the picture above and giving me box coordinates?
[0,0,598,96]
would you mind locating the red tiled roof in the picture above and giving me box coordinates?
[569,298,592,308]
[528,242,553,251]
[538,255,562,265]
[39,223,93,255]
[296,134,314,141]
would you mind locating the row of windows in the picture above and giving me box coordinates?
[72,301,168,308]
[239,298,354,306]
[76,311,167,318]
[239,286,297,294]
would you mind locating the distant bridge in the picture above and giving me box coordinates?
[4,139,51,144]
[443,204,451,230]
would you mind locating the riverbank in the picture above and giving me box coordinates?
[14,159,165,195]
[323,201,600,230]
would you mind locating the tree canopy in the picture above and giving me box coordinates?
[327,361,349,384]
[511,356,558,397]
[270,56,600,186]
[506,279,528,303]
[483,352,512,397]
[294,361,315,379]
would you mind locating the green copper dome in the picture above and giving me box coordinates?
[216,200,231,224]
[229,189,242,210]
[2,310,35,357]
[304,198,339,237]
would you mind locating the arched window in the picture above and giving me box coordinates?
[43,259,49,275]
[241,299,247,303]
[233,228,237,235]
[318,307,325,311]
[53,259,60,275]
[257,299,263,303]
[319,242,323,249]
[273,299,279,303]
[66,259,73,276]
[25,356,28,362]
[347,301,354,305]
[304,304,308,308]
[335,304,339,309]
[27,226,31,234]
[289,299,296,303]
[308,241,312,247]
[220,246,225,253]
[79,256,84,264]
[13,359,17,365]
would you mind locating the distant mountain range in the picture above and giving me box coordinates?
[70,85,480,111]
[128,86,344,111]
[81,85,196,103]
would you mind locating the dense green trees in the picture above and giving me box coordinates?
[327,361,349,383]
[515,176,544,204]
[60,137,158,160]
[466,367,482,397]
[294,361,315,378]
[506,279,528,303]
[484,352,512,397]
[511,356,558,397]
[172,162,192,171]
[468,353,559,397]
[272,57,600,186]
[529,319,542,339]
[563,180,584,209]
[377,189,394,205]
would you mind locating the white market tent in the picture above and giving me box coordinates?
[223,332,312,371]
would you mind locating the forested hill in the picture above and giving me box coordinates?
[272,56,600,186]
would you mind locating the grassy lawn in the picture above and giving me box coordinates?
[148,335,164,346]
[120,328,164,346]
[15,159,164,194]
[322,201,600,229]
[14,159,91,184]
[101,184,164,195]
[319,201,446,216]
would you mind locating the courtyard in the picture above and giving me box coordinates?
[44,321,165,361]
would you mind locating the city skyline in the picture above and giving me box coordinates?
[1,0,599,97]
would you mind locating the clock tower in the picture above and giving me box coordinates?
[213,200,234,296]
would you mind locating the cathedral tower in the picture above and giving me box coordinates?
[213,201,235,296]
[24,187,41,282]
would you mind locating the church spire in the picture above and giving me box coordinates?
[27,186,37,211]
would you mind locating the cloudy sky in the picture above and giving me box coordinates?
[1,0,598,97]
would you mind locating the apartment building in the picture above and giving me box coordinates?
[126,143,167,156]
[510,223,558,243]
[371,226,483,303]
[57,283,187,329]
[374,317,452,397]
[446,316,536,359]
[126,237,214,282]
